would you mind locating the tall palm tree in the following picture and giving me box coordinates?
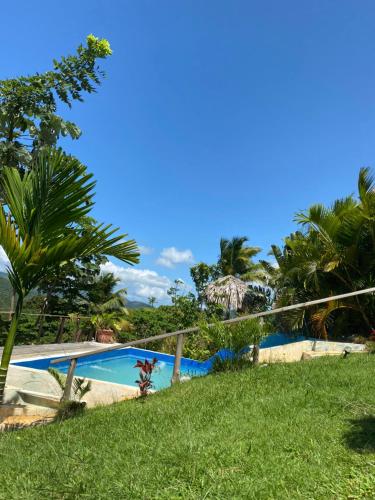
[0,149,139,403]
[272,167,375,338]
[218,236,265,282]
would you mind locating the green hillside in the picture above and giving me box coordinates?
[1,355,374,499]
[0,272,12,310]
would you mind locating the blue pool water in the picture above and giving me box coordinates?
[12,333,305,390]
[13,347,207,391]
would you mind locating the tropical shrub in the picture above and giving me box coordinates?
[134,358,158,396]
[271,168,375,339]
[48,367,92,421]
[198,317,270,371]
[48,367,92,402]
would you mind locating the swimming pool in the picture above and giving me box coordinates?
[12,333,305,390]
[13,347,207,391]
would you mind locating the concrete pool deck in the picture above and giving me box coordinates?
[3,340,106,361]
[2,342,139,418]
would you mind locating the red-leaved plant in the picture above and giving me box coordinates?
[134,358,158,396]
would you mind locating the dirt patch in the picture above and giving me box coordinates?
[0,415,54,432]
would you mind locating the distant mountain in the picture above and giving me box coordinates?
[0,272,12,309]
[125,299,151,309]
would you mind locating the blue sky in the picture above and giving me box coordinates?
[2,1,375,302]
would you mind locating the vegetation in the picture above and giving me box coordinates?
[0,356,374,498]
[191,237,271,315]
[134,358,158,396]
[196,317,270,371]
[124,284,224,359]
[47,367,92,402]
[0,35,126,347]
[190,262,221,308]
[218,236,264,281]
[1,34,374,358]
[0,34,111,173]
[148,296,157,308]
[270,168,375,339]
[0,149,139,402]
[48,366,93,421]
[34,219,108,335]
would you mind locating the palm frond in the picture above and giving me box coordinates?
[0,148,140,299]
[73,377,92,401]
[48,367,67,391]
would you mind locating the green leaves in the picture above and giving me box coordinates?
[0,148,139,299]
[272,167,375,337]
[218,236,264,281]
[1,149,95,242]
[0,35,112,172]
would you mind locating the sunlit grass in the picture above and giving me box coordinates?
[0,355,374,499]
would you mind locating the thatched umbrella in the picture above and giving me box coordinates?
[205,275,249,316]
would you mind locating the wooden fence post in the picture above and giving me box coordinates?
[62,358,77,401]
[171,333,184,384]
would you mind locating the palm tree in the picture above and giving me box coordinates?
[218,236,265,282]
[85,272,127,314]
[0,149,139,403]
[214,236,269,316]
[148,296,157,308]
[81,272,131,341]
[272,167,375,338]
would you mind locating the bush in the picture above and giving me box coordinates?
[127,298,224,356]
[211,355,251,373]
[198,317,272,372]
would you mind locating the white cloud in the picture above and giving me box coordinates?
[138,245,153,255]
[0,247,9,271]
[156,247,194,268]
[101,261,172,301]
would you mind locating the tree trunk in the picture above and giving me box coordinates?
[8,290,15,321]
[55,317,66,344]
[252,344,260,366]
[0,296,23,404]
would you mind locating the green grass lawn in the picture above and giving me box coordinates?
[1,355,375,499]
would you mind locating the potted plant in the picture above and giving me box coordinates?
[91,312,131,343]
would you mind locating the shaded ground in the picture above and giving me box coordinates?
[345,416,375,453]
[0,355,374,499]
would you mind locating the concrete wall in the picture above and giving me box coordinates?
[311,340,366,352]
[258,339,366,364]
[259,341,313,363]
[5,365,138,409]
